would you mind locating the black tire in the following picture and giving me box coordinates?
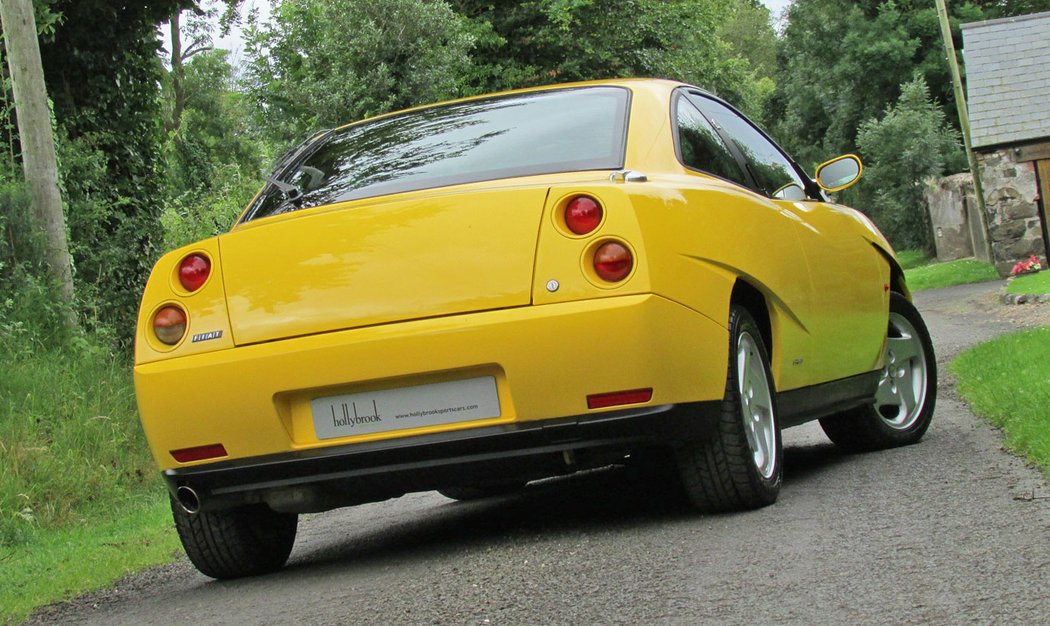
[676,305,782,512]
[819,292,937,452]
[171,497,298,579]
[438,482,526,501]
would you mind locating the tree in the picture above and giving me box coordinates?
[453,0,766,116]
[243,0,479,145]
[165,6,214,134]
[160,48,267,250]
[855,75,965,251]
[0,0,75,329]
[36,0,197,343]
[771,0,1050,167]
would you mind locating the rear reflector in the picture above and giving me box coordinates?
[587,388,653,410]
[170,443,228,463]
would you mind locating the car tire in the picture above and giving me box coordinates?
[819,292,937,452]
[676,305,782,512]
[171,497,298,579]
[438,482,526,501]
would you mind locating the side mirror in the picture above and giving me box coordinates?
[772,182,807,201]
[816,155,863,192]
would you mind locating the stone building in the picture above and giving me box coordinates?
[961,11,1050,275]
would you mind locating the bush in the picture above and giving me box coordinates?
[856,75,967,252]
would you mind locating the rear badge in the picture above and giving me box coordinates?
[191,330,223,343]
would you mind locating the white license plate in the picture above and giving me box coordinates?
[311,376,501,440]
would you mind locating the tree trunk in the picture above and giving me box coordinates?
[167,10,186,133]
[0,0,76,329]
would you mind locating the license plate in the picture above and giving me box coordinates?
[311,376,501,440]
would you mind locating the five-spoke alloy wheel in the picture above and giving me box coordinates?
[820,292,937,451]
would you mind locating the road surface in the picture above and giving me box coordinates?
[28,280,1050,625]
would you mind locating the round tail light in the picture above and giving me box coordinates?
[153,306,187,345]
[593,241,633,282]
[179,254,211,292]
[565,195,603,235]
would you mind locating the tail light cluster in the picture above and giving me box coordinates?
[179,253,211,292]
[152,252,212,347]
[560,194,634,284]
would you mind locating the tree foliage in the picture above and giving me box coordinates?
[32,0,196,344]
[454,0,769,115]
[772,0,1050,166]
[244,0,479,145]
[855,75,965,251]
[160,49,266,250]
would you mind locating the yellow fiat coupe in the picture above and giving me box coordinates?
[135,78,936,578]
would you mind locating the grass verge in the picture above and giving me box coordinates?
[1006,270,1050,296]
[904,258,999,292]
[895,249,930,270]
[0,495,178,624]
[0,347,176,623]
[951,326,1050,474]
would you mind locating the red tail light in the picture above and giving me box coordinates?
[153,306,187,345]
[593,241,633,282]
[171,443,228,463]
[565,195,603,235]
[179,254,211,292]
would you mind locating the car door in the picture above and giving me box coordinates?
[671,91,817,392]
[688,93,886,385]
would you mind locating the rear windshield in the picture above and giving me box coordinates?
[241,86,631,223]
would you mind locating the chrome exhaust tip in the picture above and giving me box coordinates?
[176,485,201,515]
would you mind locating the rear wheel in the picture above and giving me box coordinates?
[676,305,782,512]
[819,292,937,451]
[171,497,298,579]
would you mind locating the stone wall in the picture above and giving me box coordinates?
[924,173,982,262]
[976,149,1048,275]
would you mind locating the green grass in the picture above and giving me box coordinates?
[0,495,178,624]
[895,249,931,270]
[0,347,177,623]
[903,258,1000,292]
[1006,270,1050,296]
[951,326,1050,475]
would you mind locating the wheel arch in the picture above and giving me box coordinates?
[872,243,911,300]
[729,279,772,361]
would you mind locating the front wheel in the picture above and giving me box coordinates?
[171,497,298,579]
[820,292,937,452]
[676,305,782,512]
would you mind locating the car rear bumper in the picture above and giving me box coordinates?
[136,293,729,485]
[164,400,720,513]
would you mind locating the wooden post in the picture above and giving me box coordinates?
[934,0,992,263]
[0,0,77,324]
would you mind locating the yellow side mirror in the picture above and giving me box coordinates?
[816,155,863,192]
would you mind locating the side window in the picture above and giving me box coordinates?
[693,96,807,199]
[675,97,749,188]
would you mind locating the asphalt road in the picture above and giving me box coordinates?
[29,280,1050,625]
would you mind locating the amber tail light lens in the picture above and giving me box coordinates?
[179,254,211,292]
[565,195,603,235]
[153,306,187,345]
[593,241,633,282]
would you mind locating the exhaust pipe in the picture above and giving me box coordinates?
[176,485,201,515]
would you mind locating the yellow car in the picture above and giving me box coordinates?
[135,78,936,578]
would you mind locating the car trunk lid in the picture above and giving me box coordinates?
[219,186,547,346]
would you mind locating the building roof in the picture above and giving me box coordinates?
[962,11,1050,150]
